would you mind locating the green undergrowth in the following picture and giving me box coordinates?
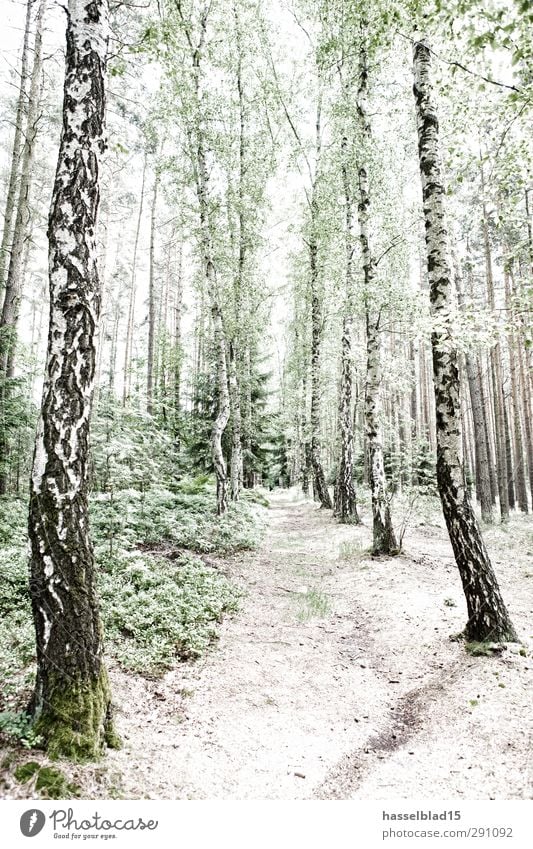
[91,481,264,555]
[14,761,80,798]
[0,479,264,729]
[99,550,241,671]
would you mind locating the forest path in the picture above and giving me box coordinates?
[105,492,532,800]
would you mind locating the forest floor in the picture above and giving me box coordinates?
[3,489,533,799]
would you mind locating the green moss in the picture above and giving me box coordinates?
[465,641,503,657]
[34,668,120,762]
[105,722,122,751]
[14,761,80,799]
[14,761,40,783]
[35,766,80,799]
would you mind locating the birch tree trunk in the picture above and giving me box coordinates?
[229,342,243,500]
[413,35,516,642]
[228,4,246,502]
[28,0,118,758]
[301,363,310,496]
[309,235,332,508]
[335,134,359,523]
[356,36,397,554]
[308,98,332,510]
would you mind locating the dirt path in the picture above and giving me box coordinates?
[101,492,532,799]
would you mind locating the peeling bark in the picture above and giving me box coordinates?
[356,34,397,554]
[28,0,118,758]
[413,35,516,643]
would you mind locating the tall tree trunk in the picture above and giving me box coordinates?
[210,301,230,514]
[0,0,46,496]
[122,153,146,406]
[172,243,183,443]
[309,241,332,509]
[94,191,111,407]
[0,0,46,376]
[229,342,243,501]
[525,187,533,276]
[454,256,493,522]
[413,35,516,642]
[6,222,33,383]
[308,98,332,510]
[335,134,359,523]
[480,358,498,506]
[480,164,509,520]
[242,343,254,488]
[356,34,397,554]
[518,335,533,499]
[28,0,118,757]
[503,391,515,510]
[147,167,159,415]
[0,0,33,292]
[300,363,310,496]
[228,4,246,503]
[180,6,230,513]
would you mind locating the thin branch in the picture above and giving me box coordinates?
[400,31,522,93]
[375,236,406,266]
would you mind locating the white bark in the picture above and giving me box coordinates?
[413,34,516,642]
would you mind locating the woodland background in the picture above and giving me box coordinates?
[0,0,531,800]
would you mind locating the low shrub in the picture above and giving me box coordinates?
[99,551,241,672]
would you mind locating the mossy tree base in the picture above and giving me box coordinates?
[33,669,120,761]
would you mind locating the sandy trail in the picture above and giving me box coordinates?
[100,491,532,800]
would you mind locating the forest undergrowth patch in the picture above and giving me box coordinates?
[0,479,265,743]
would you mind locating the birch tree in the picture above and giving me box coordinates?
[28,0,118,756]
[412,35,516,642]
[356,29,398,555]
